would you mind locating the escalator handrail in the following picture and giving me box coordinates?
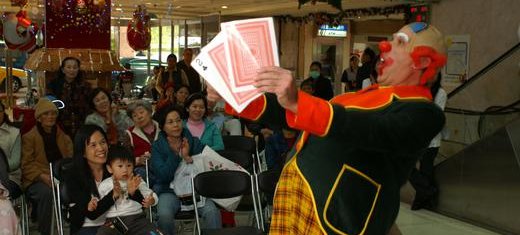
[447,42,520,99]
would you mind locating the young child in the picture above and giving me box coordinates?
[96,146,159,235]
[0,182,20,235]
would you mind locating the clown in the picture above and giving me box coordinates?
[208,22,447,234]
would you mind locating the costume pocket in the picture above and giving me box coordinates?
[323,164,381,235]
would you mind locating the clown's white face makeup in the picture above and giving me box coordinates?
[377,26,420,86]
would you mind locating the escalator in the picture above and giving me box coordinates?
[410,42,520,234]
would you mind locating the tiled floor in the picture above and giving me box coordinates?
[395,203,500,235]
[28,203,501,235]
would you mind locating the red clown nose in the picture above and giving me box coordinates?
[379,40,392,53]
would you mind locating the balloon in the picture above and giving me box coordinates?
[127,5,151,51]
[1,10,38,52]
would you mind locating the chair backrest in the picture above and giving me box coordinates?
[193,170,251,199]
[217,150,253,172]
[52,158,74,181]
[222,136,256,155]
[257,170,280,196]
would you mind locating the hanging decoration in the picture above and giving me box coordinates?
[0,10,38,52]
[279,4,410,26]
[127,5,151,51]
[46,0,111,49]
[298,0,342,10]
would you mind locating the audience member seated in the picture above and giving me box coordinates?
[299,78,315,95]
[96,145,160,235]
[208,100,242,136]
[155,84,176,112]
[85,88,133,145]
[174,84,190,108]
[184,93,224,151]
[0,102,22,199]
[47,57,91,137]
[21,98,73,235]
[64,125,113,235]
[0,181,19,235]
[123,100,159,183]
[151,105,221,235]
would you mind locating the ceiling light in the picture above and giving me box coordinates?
[221,5,228,9]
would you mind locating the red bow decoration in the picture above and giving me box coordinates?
[127,5,151,51]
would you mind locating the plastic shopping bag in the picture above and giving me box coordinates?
[170,154,206,211]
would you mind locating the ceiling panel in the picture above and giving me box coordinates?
[0,0,420,21]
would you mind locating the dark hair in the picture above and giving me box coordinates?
[50,57,84,98]
[174,84,191,94]
[57,57,82,80]
[88,88,112,111]
[184,93,208,118]
[153,65,161,70]
[310,61,322,70]
[167,54,177,61]
[0,102,15,127]
[72,125,108,197]
[155,104,185,130]
[363,48,376,62]
[300,79,314,89]
[106,145,135,166]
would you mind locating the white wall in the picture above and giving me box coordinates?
[431,0,520,155]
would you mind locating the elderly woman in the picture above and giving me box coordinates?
[21,98,73,235]
[123,100,159,181]
[151,105,221,235]
[64,125,115,235]
[183,93,224,151]
[47,57,91,137]
[85,88,133,145]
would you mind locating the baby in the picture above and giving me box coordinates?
[96,145,159,235]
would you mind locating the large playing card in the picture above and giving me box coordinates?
[221,17,279,92]
[191,32,261,112]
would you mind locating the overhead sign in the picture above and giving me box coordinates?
[318,24,348,38]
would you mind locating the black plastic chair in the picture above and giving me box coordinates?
[191,170,264,235]
[49,158,74,235]
[217,150,253,173]
[255,170,281,231]
[222,135,264,173]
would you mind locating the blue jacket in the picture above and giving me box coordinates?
[183,119,224,151]
[151,128,205,194]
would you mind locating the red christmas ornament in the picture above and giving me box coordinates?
[127,5,151,51]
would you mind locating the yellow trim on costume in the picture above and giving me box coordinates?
[322,164,382,235]
[344,93,430,111]
[251,95,267,121]
[318,102,334,137]
[293,159,329,235]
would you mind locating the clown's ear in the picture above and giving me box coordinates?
[413,56,432,70]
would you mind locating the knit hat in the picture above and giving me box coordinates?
[34,98,58,119]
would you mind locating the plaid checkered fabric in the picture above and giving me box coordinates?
[269,159,326,235]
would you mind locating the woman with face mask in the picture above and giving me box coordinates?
[302,61,333,100]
